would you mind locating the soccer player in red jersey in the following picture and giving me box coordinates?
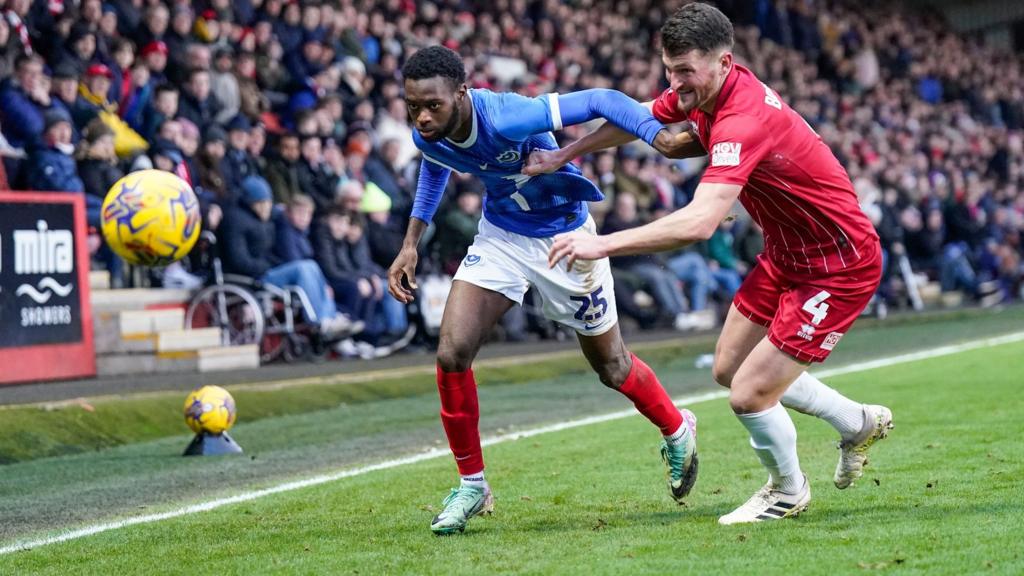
[527,3,893,524]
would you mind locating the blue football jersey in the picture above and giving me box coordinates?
[411,89,604,238]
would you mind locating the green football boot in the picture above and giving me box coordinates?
[430,485,494,535]
[661,408,699,501]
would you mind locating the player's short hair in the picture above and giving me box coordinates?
[660,3,734,56]
[401,45,466,89]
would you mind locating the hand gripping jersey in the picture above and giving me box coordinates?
[411,88,663,238]
[652,64,879,278]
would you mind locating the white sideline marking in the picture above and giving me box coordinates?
[3,331,1022,555]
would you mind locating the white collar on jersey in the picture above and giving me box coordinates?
[446,89,478,149]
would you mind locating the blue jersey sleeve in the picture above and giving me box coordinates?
[491,89,665,146]
[410,157,451,223]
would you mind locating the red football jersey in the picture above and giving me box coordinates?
[652,64,879,277]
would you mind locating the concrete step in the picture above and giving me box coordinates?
[96,344,261,376]
[89,270,110,291]
[97,352,198,377]
[91,288,192,313]
[93,309,185,353]
[118,308,185,337]
[198,345,260,372]
[156,327,223,353]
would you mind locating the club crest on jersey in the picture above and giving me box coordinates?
[463,254,481,267]
[711,142,742,167]
[797,324,816,341]
[496,149,521,163]
[820,331,844,351]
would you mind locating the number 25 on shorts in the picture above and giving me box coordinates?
[802,290,831,326]
[571,287,609,322]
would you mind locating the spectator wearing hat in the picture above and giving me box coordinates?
[210,45,240,124]
[198,124,228,202]
[70,63,114,129]
[68,63,146,159]
[26,107,85,201]
[221,114,261,198]
[139,40,169,83]
[62,24,98,76]
[0,54,52,149]
[48,60,81,140]
[177,67,221,130]
[219,175,359,339]
[265,131,303,205]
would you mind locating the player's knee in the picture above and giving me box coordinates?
[436,339,474,373]
[728,387,770,414]
[712,359,735,388]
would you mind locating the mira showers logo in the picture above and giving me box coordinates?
[11,220,75,305]
[0,202,84,349]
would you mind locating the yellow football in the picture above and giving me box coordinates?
[183,385,237,435]
[100,169,201,266]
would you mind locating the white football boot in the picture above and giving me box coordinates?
[834,404,894,489]
[718,475,811,525]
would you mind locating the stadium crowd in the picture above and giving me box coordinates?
[1,0,1021,353]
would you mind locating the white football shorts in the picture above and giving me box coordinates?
[453,215,619,336]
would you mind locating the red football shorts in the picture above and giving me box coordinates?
[733,244,883,363]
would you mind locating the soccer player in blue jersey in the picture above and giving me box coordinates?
[386,46,699,535]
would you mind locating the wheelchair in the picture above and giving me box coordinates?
[185,232,328,364]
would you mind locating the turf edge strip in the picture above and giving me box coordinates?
[2,331,1022,555]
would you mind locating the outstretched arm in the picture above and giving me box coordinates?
[548,182,741,270]
[493,89,678,152]
[524,119,704,175]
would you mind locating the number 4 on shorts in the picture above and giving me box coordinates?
[802,290,831,326]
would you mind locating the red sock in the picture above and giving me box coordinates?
[618,353,683,436]
[437,366,484,475]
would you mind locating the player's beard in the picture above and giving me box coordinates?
[431,99,464,142]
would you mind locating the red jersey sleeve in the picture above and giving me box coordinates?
[651,89,688,123]
[700,113,772,187]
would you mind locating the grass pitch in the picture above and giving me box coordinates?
[2,312,1023,574]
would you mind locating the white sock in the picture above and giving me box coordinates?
[460,472,486,488]
[664,421,691,446]
[782,372,865,440]
[737,403,803,494]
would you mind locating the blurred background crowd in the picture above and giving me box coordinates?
[1,0,1021,354]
